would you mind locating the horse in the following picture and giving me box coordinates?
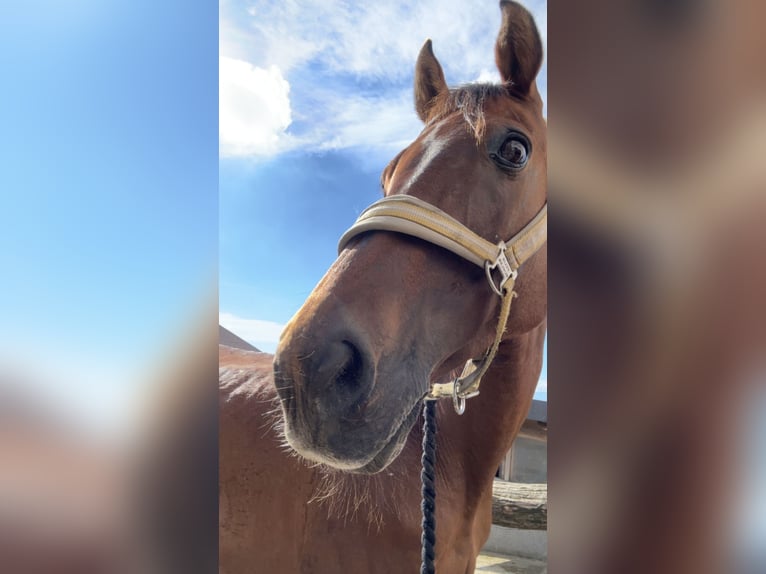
[219,2,546,572]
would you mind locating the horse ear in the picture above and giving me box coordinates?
[495,1,543,96]
[414,39,447,123]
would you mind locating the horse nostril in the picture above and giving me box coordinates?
[314,339,370,405]
[335,341,363,391]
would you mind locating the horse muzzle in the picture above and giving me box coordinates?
[274,317,423,472]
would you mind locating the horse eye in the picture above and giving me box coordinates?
[493,134,530,169]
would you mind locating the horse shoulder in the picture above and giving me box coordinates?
[218,346,315,573]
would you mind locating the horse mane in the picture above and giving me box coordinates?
[426,83,511,142]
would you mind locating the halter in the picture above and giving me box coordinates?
[338,194,547,414]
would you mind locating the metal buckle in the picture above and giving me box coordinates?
[484,245,517,297]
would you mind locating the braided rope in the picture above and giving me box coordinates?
[420,400,437,574]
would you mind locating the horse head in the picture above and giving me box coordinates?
[273,1,546,474]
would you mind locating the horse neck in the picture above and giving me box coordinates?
[437,321,546,492]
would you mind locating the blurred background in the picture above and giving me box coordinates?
[0,1,218,572]
[1,1,764,573]
[549,1,766,572]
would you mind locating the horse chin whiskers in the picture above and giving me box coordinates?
[277,409,418,529]
[309,454,417,532]
[284,440,378,473]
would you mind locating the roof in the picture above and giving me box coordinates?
[218,325,260,352]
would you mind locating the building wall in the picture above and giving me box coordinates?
[509,436,547,483]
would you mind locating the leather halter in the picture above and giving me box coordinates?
[338,195,547,413]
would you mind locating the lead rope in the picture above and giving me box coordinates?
[419,285,515,573]
[420,399,437,574]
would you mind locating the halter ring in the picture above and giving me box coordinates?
[452,382,466,415]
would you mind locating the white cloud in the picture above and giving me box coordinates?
[219,57,292,157]
[475,69,502,84]
[219,0,547,159]
[219,311,285,354]
[309,89,421,165]
[535,378,547,393]
[222,0,545,84]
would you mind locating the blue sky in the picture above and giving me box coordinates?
[219,0,547,398]
[0,1,217,430]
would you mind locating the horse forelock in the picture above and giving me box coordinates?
[426,83,511,143]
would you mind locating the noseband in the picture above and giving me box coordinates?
[338,194,547,414]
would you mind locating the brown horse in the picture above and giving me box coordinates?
[219,2,546,572]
